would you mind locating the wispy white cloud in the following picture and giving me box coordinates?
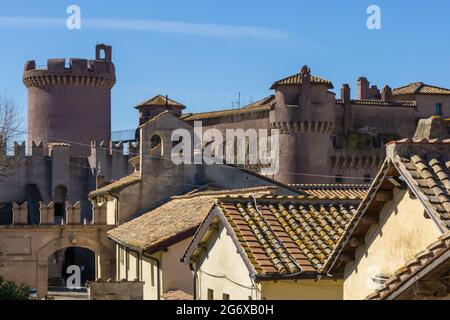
[0,16,290,40]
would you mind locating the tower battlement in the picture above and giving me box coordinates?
[23,57,116,89]
[24,44,115,157]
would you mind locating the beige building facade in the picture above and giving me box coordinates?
[327,117,450,300]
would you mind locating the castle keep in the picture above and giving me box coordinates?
[24,44,116,157]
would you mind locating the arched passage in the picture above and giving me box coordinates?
[36,235,114,298]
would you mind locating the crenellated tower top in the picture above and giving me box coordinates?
[23,44,115,89]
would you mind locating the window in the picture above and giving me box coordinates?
[53,185,68,220]
[332,135,343,149]
[222,293,230,300]
[120,246,124,265]
[335,175,343,183]
[150,135,162,149]
[435,103,443,116]
[207,289,214,300]
[364,174,371,183]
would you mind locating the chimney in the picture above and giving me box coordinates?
[341,84,351,103]
[357,77,370,100]
[381,85,393,102]
[300,65,311,84]
[370,85,381,99]
[96,174,106,189]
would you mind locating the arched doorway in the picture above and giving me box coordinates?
[36,235,113,299]
[47,247,96,292]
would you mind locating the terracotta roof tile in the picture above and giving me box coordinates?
[393,142,450,229]
[107,187,276,252]
[89,174,141,197]
[335,99,416,107]
[217,196,360,275]
[393,82,450,96]
[181,102,272,121]
[270,73,333,90]
[161,290,193,300]
[135,94,185,109]
[292,184,369,199]
[366,232,450,300]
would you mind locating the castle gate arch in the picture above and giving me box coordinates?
[36,235,114,298]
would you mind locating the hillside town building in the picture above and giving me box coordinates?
[0,44,450,300]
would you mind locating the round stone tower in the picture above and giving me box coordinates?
[23,44,116,156]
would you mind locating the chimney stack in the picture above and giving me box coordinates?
[341,84,351,103]
[357,77,370,100]
[381,85,393,102]
[370,85,381,99]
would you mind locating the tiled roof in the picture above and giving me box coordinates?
[270,73,333,90]
[215,195,360,275]
[135,94,186,109]
[292,184,369,199]
[161,290,193,300]
[242,95,276,109]
[366,232,450,300]
[392,139,450,230]
[393,82,450,96]
[180,95,275,121]
[89,174,141,197]
[107,187,276,253]
[335,99,416,107]
[181,105,271,121]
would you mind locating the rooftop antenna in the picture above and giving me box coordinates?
[230,92,243,109]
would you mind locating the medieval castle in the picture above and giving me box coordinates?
[1,44,449,299]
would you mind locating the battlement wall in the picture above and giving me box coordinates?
[0,140,133,204]
[23,58,116,89]
[8,201,109,226]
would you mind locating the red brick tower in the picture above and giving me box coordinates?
[23,44,116,156]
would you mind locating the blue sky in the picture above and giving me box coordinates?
[0,0,449,131]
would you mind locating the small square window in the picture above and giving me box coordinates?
[207,289,214,300]
[222,293,230,300]
[335,175,343,183]
[435,103,443,116]
[364,175,371,183]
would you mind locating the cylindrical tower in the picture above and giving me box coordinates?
[23,44,116,156]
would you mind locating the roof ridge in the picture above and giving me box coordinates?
[217,194,363,202]
[171,186,278,200]
[135,94,185,108]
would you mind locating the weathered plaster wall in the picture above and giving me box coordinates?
[161,237,193,294]
[195,225,258,300]
[343,188,442,300]
[261,279,343,300]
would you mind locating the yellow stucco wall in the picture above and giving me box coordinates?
[116,238,194,300]
[106,196,117,225]
[160,237,194,294]
[127,250,139,281]
[142,254,160,300]
[261,280,343,300]
[343,188,442,300]
[196,225,258,300]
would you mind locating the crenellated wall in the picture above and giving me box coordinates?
[0,140,132,223]
[10,201,108,226]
